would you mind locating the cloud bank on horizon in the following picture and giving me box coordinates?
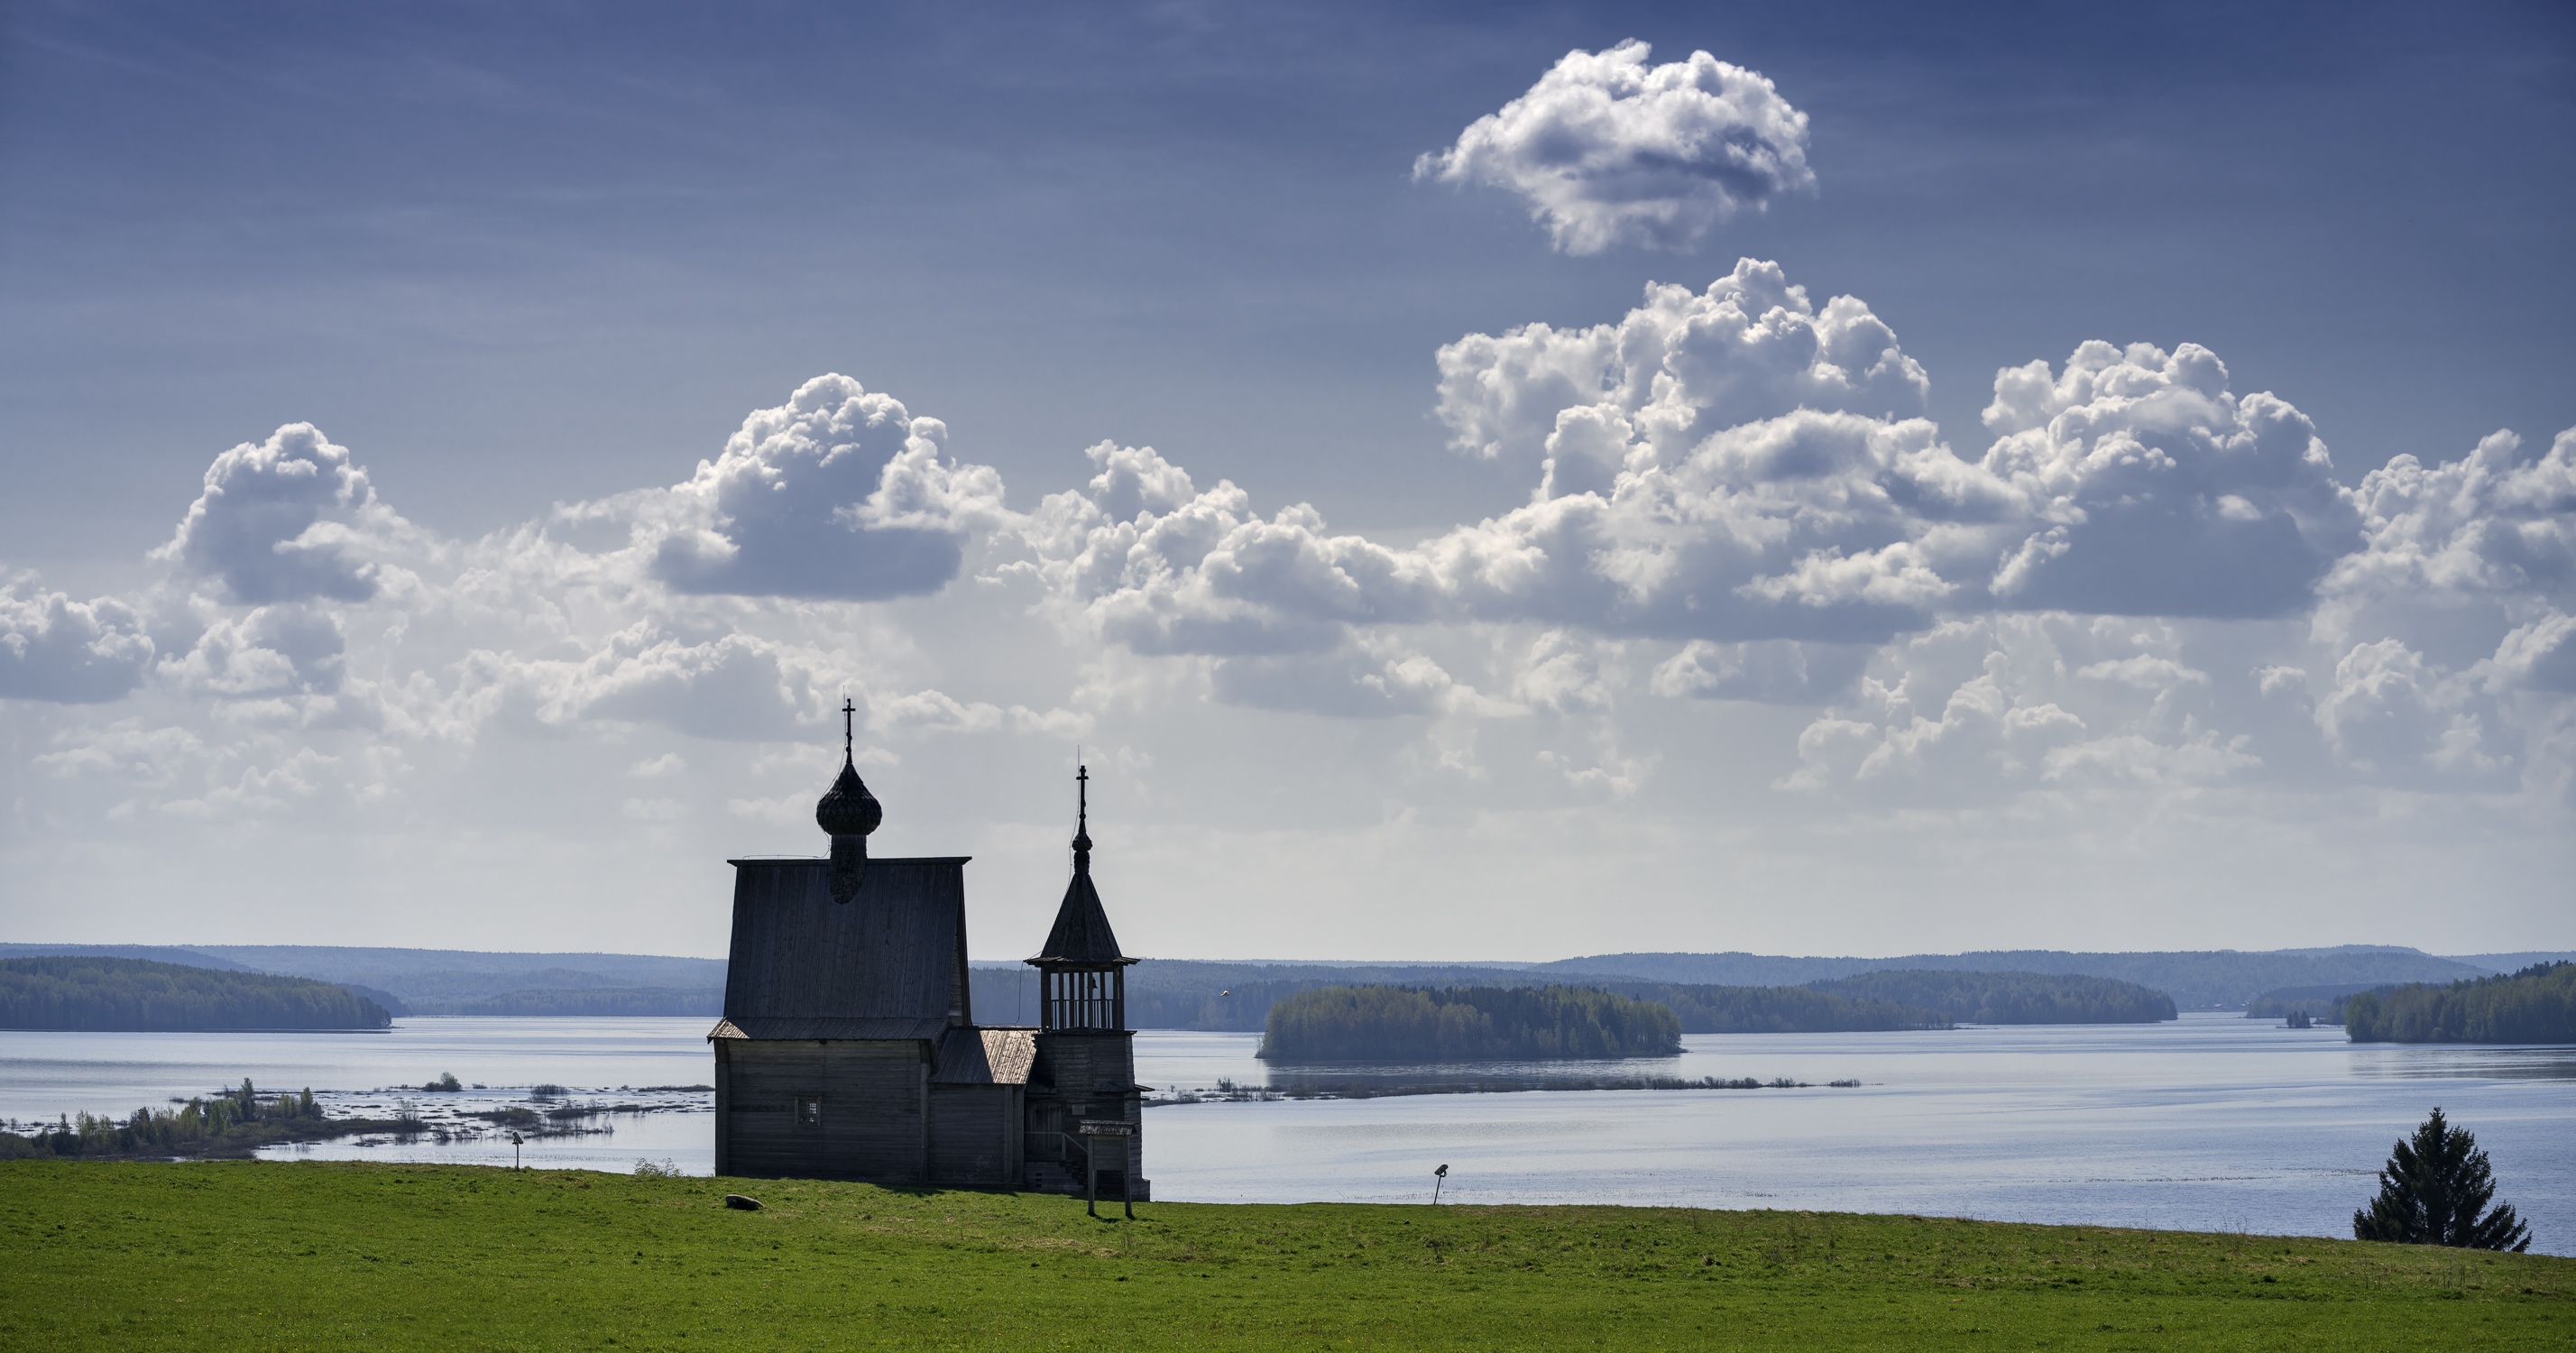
[4,42,2569,958]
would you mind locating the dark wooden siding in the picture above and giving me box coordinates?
[1035,1031,1134,1105]
[927,1085,1016,1183]
[1031,1030,1143,1188]
[718,1040,925,1181]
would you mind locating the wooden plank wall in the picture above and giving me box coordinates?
[927,1085,1018,1183]
[718,1040,926,1181]
[1034,1031,1143,1188]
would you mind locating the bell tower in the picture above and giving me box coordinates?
[1025,763,1146,1199]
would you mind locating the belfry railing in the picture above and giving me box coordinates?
[1040,968,1126,1030]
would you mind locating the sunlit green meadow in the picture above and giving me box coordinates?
[3,1160,2567,1350]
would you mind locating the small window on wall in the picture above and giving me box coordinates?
[795,1095,822,1128]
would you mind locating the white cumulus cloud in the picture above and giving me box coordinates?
[639,374,1007,601]
[1981,342,2360,618]
[0,583,156,703]
[153,422,409,604]
[1417,41,1815,254]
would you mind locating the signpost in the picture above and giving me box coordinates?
[1077,1119,1136,1219]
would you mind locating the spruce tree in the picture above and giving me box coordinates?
[2352,1108,2532,1251]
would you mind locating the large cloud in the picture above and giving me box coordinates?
[1433,259,1931,472]
[1029,262,2003,663]
[1416,41,1815,254]
[640,374,1007,601]
[0,584,156,703]
[2323,428,2576,640]
[153,422,404,603]
[1980,342,2360,618]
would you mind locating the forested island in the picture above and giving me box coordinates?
[1257,985,1682,1062]
[1805,970,2176,1024]
[0,957,391,1031]
[2345,962,2576,1044]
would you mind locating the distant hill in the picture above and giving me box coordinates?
[0,957,391,1031]
[1585,981,1949,1034]
[0,943,259,971]
[2242,983,2392,1019]
[2441,952,2576,971]
[424,987,727,1017]
[0,944,727,1018]
[1806,971,2176,1024]
[187,945,726,989]
[975,960,1660,1033]
[1532,948,2491,1008]
[986,962,1960,1035]
[1257,985,1683,1063]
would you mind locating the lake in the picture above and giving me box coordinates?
[4,1013,2569,1255]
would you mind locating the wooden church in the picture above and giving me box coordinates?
[707,708,1144,1197]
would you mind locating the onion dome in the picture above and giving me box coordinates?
[815,758,882,838]
[819,698,879,905]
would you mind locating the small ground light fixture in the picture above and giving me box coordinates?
[1433,1163,1449,1205]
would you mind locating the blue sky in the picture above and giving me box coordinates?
[4,2,2572,960]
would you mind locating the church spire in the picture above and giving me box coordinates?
[1072,762,1091,876]
[1027,761,1131,971]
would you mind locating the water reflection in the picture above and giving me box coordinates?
[2346,1044,2576,1080]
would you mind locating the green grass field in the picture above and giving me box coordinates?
[3,1161,2566,1350]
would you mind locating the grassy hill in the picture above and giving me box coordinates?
[2,1162,2565,1350]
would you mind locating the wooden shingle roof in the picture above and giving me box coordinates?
[929,1027,1038,1085]
[1027,871,1131,967]
[721,856,973,1035]
[707,1017,951,1042]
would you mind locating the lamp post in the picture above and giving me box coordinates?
[1432,1163,1448,1205]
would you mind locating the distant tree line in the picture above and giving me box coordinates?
[1802,970,2176,1024]
[1522,948,2490,1008]
[0,958,390,1031]
[2346,962,2576,1044]
[1587,981,1950,1034]
[409,987,726,1017]
[2243,983,2387,1020]
[1257,985,1682,1063]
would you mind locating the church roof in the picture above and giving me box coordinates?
[720,856,974,1030]
[930,1027,1038,1085]
[1026,763,1134,968]
[1028,871,1132,967]
[707,1016,952,1042]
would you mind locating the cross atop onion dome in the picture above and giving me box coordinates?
[817,698,879,903]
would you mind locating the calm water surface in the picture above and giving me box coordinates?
[4,1013,2568,1254]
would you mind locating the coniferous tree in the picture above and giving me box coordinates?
[2352,1108,2532,1251]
